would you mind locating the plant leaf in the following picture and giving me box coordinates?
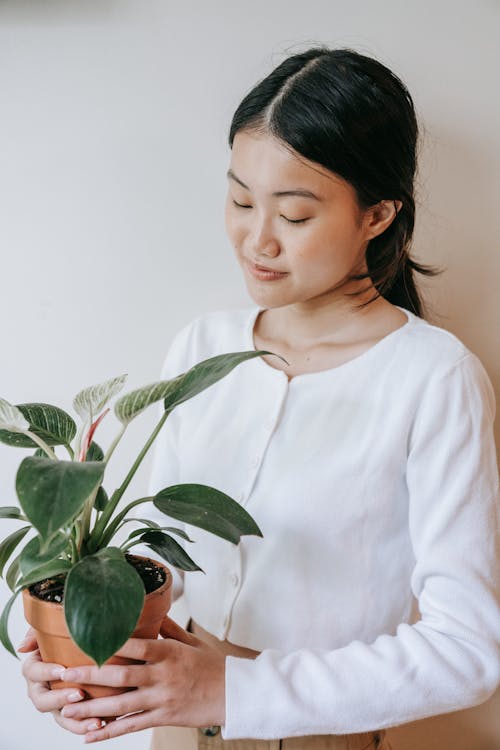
[114,349,285,425]
[19,533,69,578]
[0,506,24,520]
[85,442,104,462]
[5,554,21,592]
[0,526,31,577]
[16,457,105,547]
[17,558,72,588]
[127,525,193,542]
[64,547,144,666]
[0,403,76,449]
[153,483,263,544]
[94,485,108,511]
[138,530,203,572]
[0,590,21,658]
[0,398,29,432]
[73,375,127,422]
[122,518,160,534]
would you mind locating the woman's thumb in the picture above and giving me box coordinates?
[17,626,38,652]
[159,615,198,646]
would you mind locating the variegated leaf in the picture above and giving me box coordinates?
[0,403,76,449]
[114,349,285,424]
[73,374,127,421]
[0,399,29,433]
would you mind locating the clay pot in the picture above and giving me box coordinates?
[22,554,172,700]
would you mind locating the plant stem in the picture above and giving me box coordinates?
[90,410,170,546]
[64,444,75,460]
[90,496,153,550]
[103,423,128,464]
[79,485,101,550]
[119,538,142,552]
[73,420,86,464]
[74,519,83,558]
[69,531,79,564]
[24,431,58,460]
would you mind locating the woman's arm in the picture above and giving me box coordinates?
[222,352,500,739]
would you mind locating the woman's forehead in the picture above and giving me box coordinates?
[229,131,349,199]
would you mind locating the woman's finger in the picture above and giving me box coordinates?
[28,680,87,713]
[59,662,150,688]
[159,616,199,646]
[61,687,153,721]
[52,710,107,736]
[17,626,38,653]
[83,709,155,744]
[22,651,67,684]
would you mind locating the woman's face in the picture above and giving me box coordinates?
[224,130,396,310]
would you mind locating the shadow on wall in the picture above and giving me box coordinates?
[415,122,500,463]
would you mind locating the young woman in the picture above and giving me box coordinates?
[19,46,500,750]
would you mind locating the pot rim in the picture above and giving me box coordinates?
[21,553,172,608]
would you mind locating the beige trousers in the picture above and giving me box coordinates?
[149,725,394,750]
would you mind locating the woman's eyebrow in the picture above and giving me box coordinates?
[226,169,323,201]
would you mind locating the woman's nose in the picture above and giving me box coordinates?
[247,218,280,256]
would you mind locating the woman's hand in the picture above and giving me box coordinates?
[57,616,226,744]
[18,627,105,735]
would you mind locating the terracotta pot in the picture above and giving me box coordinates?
[22,554,172,700]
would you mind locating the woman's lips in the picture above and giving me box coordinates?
[246,259,289,281]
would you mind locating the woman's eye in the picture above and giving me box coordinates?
[283,216,309,224]
[231,199,309,224]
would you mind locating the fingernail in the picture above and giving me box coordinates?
[51,667,65,679]
[87,721,102,731]
[61,668,80,681]
[16,638,27,650]
[68,691,84,702]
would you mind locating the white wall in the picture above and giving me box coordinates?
[0,2,499,748]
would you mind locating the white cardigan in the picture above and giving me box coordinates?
[138,304,500,740]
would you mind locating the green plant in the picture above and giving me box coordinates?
[0,346,285,666]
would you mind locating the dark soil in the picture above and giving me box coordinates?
[29,553,167,603]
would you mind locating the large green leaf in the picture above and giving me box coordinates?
[17,558,72,588]
[16,457,105,547]
[137,530,203,572]
[153,484,263,544]
[114,349,286,424]
[73,375,127,421]
[0,403,76,448]
[0,526,31,577]
[19,533,69,579]
[64,547,145,666]
[0,590,21,658]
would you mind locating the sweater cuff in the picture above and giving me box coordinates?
[222,651,285,740]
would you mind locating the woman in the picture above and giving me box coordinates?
[18,46,500,749]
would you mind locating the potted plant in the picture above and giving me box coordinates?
[0,345,285,698]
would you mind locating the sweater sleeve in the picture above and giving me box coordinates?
[131,320,195,603]
[222,352,500,740]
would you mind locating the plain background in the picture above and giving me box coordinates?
[0,1,499,748]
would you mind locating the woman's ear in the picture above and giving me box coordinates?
[365,199,402,240]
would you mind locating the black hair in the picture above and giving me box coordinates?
[228,45,441,317]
